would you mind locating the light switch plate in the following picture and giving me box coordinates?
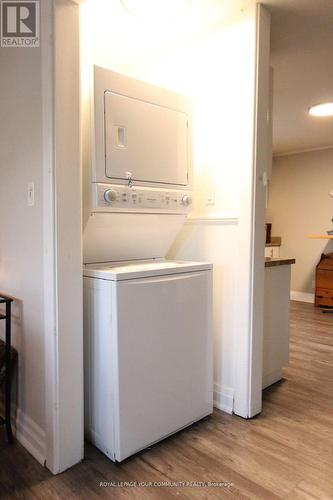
[27,182,35,206]
[206,185,215,206]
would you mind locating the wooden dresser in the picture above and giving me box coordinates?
[315,252,333,307]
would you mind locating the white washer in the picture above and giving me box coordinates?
[83,259,213,462]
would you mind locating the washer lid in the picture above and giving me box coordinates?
[83,260,212,281]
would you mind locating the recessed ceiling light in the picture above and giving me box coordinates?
[308,102,333,117]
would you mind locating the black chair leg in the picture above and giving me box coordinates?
[5,300,13,443]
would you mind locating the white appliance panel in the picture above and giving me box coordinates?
[105,92,188,186]
[83,278,116,459]
[91,66,192,189]
[92,184,192,213]
[83,259,212,281]
[114,270,212,460]
[83,267,213,462]
[83,213,186,264]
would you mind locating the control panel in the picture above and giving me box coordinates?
[93,184,192,214]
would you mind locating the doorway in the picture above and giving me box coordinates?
[259,0,333,414]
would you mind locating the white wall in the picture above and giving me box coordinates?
[80,1,262,417]
[166,10,262,416]
[267,148,333,297]
[0,2,46,463]
[169,219,238,413]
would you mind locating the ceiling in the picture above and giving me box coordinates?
[82,0,253,72]
[263,0,333,155]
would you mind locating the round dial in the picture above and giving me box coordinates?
[104,189,117,203]
[181,194,192,207]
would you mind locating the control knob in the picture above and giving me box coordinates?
[181,194,192,207]
[104,189,117,203]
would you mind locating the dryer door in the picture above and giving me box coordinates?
[104,91,189,186]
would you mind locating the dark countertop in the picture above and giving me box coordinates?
[265,258,296,268]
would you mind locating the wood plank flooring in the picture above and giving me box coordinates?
[0,301,332,499]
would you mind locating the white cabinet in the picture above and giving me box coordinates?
[263,264,291,389]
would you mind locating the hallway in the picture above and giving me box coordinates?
[0,301,332,499]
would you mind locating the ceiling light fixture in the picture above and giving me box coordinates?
[308,102,333,117]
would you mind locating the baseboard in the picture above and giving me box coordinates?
[213,383,234,415]
[290,290,315,304]
[14,409,46,466]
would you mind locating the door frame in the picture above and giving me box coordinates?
[248,4,271,417]
[43,0,83,474]
[234,4,271,419]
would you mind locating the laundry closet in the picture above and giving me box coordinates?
[82,64,213,461]
[76,0,271,466]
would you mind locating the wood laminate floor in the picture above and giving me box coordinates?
[0,301,332,499]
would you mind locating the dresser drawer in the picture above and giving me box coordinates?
[316,270,333,290]
[315,288,333,307]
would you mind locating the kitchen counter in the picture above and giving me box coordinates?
[265,258,296,268]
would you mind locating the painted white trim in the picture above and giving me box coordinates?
[274,145,333,159]
[0,402,46,466]
[290,290,315,304]
[41,0,59,475]
[186,213,239,225]
[15,410,46,466]
[233,2,260,420]
[213,384,234,415]
[236,4,270,419]
[53,0,84,473]
[42,0,83,475]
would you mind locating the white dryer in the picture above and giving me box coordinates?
[83,259,212,462]
[82,66,213,461]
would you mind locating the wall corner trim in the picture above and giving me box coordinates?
[213,384,234,415]
[290,290,315,304]
[15,410,46,466]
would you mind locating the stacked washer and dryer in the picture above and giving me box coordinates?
[83,66,213,462]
